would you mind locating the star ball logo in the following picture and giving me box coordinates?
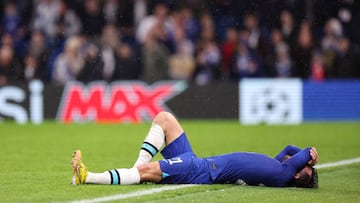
[57,81,187,123]
[240,79,302,124]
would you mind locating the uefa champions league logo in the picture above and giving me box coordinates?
[250,87,291,123]
[240,79,302,125]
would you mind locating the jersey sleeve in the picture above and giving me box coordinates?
[274,145,302,162]
[284,147,312,171]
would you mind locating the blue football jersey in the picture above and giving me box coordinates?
[158,133,311,187]
[206,147,311,187]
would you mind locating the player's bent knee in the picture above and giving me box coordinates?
[157,111,173,120]
[154,111,174,126]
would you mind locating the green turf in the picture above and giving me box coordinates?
[0,121,359,202]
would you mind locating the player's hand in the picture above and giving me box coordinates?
[308,147,318,166]
[283,155,291,161]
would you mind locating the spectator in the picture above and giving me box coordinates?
[181,6,200,43]
[141,21,169,84]
[280,9,296,44]
[0,1,359,85]
[334,37,358,78]
[321,18,343,78]
[172,19,194,56]
[243,12,269,70]
[103,0,119,25]
[136,2,169,44]
[243,12,264,51]
[133,0,148,27]
[193,12,220,84]
[261,29,277,77]
[195,40,221,85]
[0,45,23,85]
[349,1,360,45]
[56,0,82,38]
[2,1,21,36]
[17,1,34,27]
[113,43,140,80]
[269,29,292,78]
[78,0,105,37]
[25,31,50,82]
[1,33,14,47]
[52,36,84,85]
[166,8,185,54]
[274,43,292,78]
[115,0,134,30]
[32,0,61,39]
[230,40,262,80]
[310,51,325,81]
[100,25,120,81]
[168,28,195,81]
[77,42,104,83]
[12,25,29,59]
[207,0,239,42]
[220,27,238,78]
[23,54,38,82]
[198,12,215,42]
[291,20,314,78]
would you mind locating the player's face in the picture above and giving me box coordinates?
[295,165,313,179]
[302,166,313,177]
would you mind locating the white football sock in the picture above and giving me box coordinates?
[133,123,165,167]
[86,168,140,185]
[86,172,111,184]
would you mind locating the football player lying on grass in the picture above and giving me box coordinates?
[71,111,318,188]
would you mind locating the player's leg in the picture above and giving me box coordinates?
[86,163,162,185]
[133,111,184,167]
[137,162,162,183]
[71,150,162,185]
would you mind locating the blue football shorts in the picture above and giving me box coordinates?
[158,133,212,184]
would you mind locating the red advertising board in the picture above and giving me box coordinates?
[57,81,187,123]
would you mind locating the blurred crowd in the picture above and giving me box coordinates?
[0,0,360,86]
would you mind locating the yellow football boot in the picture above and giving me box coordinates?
[71,150,88,185]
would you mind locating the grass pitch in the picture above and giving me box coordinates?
[0,120,359,202]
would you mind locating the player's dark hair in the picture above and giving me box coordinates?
[287,167,318,188]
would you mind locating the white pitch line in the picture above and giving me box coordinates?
[68,185,196,203]
[67,157,360,203]
[315,157,360,169]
